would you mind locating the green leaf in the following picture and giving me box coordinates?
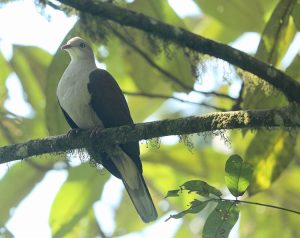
[181,180,222,198]
[165,189,180,198]
[0,157,54,226]
[0,51,11,104]
[113,189,147,236]
[193,0,277,32]
[255,0,297,66]
[185,16,241,44]
[167,199,208,221]
[63,208,102,238]
[225,155,253,197]
[203,201,239,238]
[292,1,300,30]
[244,0,297,110]
[10,45,51,113]
[49,163,110,238]
[245,131,296,195]
[45,22,81,135]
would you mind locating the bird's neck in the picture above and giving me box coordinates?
[70,57,97,68]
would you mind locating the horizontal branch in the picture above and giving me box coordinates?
[57,0,300,103]
[0,107,299,164]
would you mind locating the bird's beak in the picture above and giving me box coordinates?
[61,44,72,50]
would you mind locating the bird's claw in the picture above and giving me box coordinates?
[89,127,103,138]
[67,128,80,138]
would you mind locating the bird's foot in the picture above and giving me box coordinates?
[89,127,103,138]
[67,128,81,138]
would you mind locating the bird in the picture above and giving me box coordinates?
[57,36,157,223]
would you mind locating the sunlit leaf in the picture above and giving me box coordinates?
[0,157,54,226]
[203,200,239,238]
[0,51,11,104]
[193,0,277,32]
[63,208,102,238]
[113,189,147,236]
[292,2,300,30]
[10,45,51,112]
[225,154,253,197]
[244,0,297,110]
[255,0,297,66]
[181,180,222,198]
[49,163,110,238]
[185,15,241,44]
[245,131,296,195]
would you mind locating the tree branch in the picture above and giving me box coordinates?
[56,0,300,103]
[1,107,299,164]
[123,91,227,111]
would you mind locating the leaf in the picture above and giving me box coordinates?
[193,0,277,32]
[292,1,300,30]
[165,189,180,198]
[45,22,81,135]
[255,0,297,66]
[113,189,147,236]
[181,180,222,198]
[63,208,102,238]
[0,157,54,226]
[184,15,241,44]
[225,155,253,197]
[49,163,110,238]
[244,0,297,110]
[203,201,239,238]
[10,45,51,113]
[167,199,208,221]
[245,131,296,195]
[0,51,11,104]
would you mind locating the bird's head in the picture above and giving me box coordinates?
[61,37,94,61]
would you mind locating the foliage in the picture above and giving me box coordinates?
[166,154,299,238]
[0,0,299,237]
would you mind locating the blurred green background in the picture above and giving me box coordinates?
[0,0,300,237]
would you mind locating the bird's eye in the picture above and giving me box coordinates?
[79,42,86,48]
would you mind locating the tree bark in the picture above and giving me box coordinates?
[0,107,299,164]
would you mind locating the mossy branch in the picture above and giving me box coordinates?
[1,107,299,164]
[56,0,300,103]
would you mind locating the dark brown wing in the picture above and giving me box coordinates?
[87,69,142,173]
[58,98,79,129]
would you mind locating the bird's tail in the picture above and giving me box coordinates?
[107,146,157,223]
[122,173,157,223]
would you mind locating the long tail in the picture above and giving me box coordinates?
[108,146,157,223]
[123,173,157,223]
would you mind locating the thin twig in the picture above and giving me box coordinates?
[218,198,300,216]
[123,91,227,111]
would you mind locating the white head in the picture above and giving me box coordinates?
[61,37,94,61]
